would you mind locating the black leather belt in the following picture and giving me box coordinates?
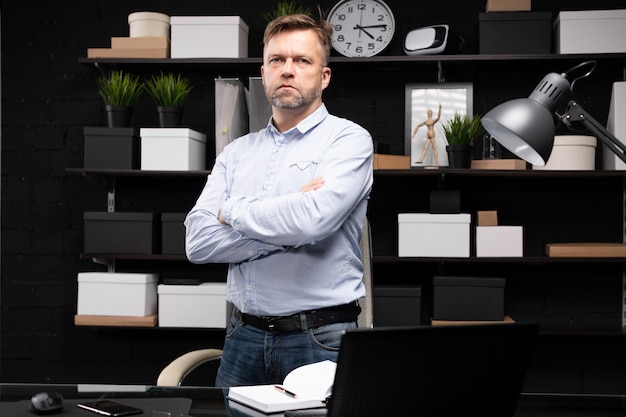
[237,301,361,333]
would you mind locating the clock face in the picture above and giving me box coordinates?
[328,0,395,57]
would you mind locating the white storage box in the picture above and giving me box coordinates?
[170,16,249,58]
[77,272,158,317]
[128,12,170,38]
[158,283,228,328]
[398,213,471,257]
[554,10,626,54]
[604,82,626,170]
[140,128,206,171]
[476,226,523,257]
[533,135,596,171]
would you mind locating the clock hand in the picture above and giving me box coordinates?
[354,24,375,39]
[356,24,388,30]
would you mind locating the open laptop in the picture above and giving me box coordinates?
[319,321,539,417]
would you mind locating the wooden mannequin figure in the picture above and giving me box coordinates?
[411,104,442,166]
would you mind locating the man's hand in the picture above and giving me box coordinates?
[300,177,325,193]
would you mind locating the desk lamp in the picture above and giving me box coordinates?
[480,60,626,166]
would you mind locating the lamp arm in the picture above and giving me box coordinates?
[561,100,626,163]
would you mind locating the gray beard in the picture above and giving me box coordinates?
[270,93,306,109]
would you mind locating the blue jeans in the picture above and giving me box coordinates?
[215,312,358,387]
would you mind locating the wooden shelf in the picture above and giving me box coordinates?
[74,314,158,327]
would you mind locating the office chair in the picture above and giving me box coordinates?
[156,217,374,386]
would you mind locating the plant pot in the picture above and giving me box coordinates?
[446,144,472,169]
[157,106,184,127]
[105,104,133,128]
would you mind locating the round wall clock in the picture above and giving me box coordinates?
[327,0,396,57]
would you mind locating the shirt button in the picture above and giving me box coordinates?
[248,250,254,256]
[246,284,253,291]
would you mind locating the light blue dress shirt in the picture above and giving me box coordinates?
[185,104,374,316]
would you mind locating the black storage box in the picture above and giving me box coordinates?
[374,286,422,326]
[479,12,552,54]
[161,213,186,255]
[433,276,505,321]
[83,127,139,169]
[84,211,158,254]
[429,190,461,214]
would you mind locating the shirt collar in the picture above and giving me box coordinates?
[267,104,329,136]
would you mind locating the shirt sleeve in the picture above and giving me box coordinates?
[221,120,374,247]
[184,147,285,264]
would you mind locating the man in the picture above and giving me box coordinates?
[185,14,373,387]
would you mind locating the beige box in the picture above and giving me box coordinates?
[476,226,523,257]
[170,16,249,58]
[398,213,471,257]
[533,135,596,171]
[486,0,531,12]
[158,283,228,328]
[554,9,626,54]
[140,128,207,171]
[128,12,170,38]
[77,272,158,317]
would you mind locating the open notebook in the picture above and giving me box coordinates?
[325,321,539,417]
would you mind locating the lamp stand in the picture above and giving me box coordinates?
[561,100,626,163]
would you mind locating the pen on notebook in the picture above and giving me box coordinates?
[274,385,299,399]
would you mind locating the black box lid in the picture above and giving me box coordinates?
[434,276,505,288]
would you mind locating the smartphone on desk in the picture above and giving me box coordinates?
[77,400,142,416]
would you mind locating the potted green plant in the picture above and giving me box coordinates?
[442,113,485,168]
[262,1,312,22]
[97,70,143,127]
[143,72,193,127]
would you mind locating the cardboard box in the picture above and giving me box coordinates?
[111,36,170,49]
[87,48,169,58]
[170,16,249,58]
[486,0,531,12]
[77,272,158,317]
[479,12,552,54]
[476,226,523,257]
[140,128,207,171]
[433,276,505,321]
[398,213,471,257]
[476,210,498,226]
[470,159,526,170]
[84,212,157,254]
[554,9,626,54]
[162,213,186,255]
[533,135,596,171]
[158,283,228,328]
[373,286,422,326]
[83,127,139,170]
[546,242,626,257]
[604,82,626,170]
[373,154,410,169]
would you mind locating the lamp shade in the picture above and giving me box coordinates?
[481,72,572,166]
[481,98,555,166]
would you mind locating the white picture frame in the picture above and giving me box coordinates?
[405,83,473,167]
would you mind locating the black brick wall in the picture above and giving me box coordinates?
[2,0,626,387]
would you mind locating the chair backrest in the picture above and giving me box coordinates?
[357,217,373,328]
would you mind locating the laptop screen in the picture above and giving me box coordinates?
[328,322,539,417]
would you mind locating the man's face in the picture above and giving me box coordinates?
[261,29,331,112]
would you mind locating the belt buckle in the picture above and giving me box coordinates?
[266,316,277,332]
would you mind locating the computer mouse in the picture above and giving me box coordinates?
[29,391,64,415]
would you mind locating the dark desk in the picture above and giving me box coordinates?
[1,384,625,417]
